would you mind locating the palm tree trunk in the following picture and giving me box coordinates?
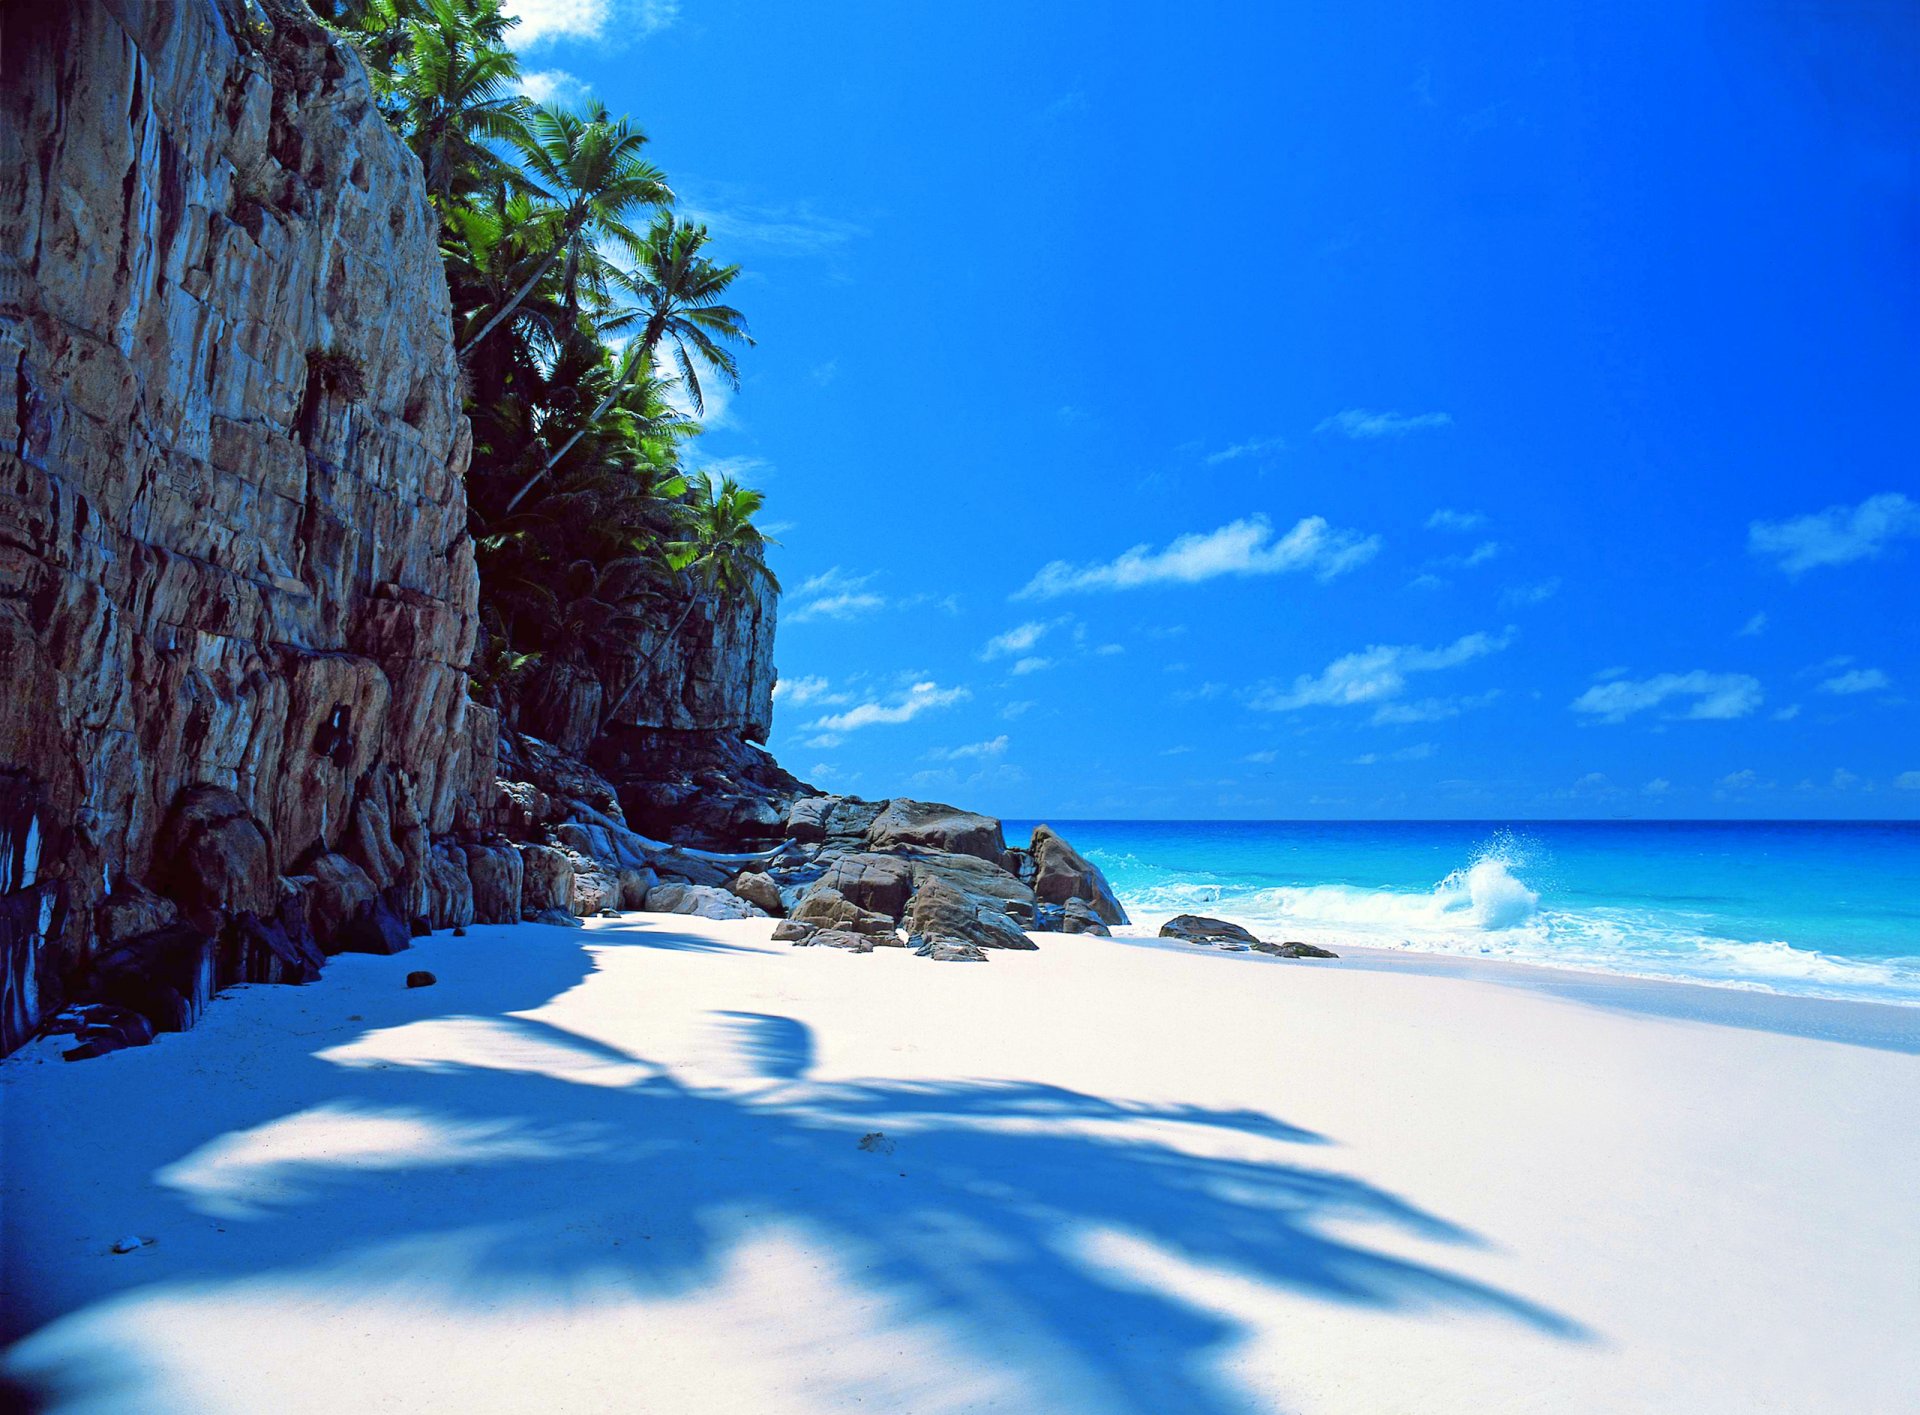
[500,315,663,518]
[456,242,565,358]
[596,589,700,736]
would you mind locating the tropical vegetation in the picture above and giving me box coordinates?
[313,0,778,729]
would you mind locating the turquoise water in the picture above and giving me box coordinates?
[1004,821,1920,1005]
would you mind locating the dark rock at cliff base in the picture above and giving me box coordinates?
[299,854,379,954]
[228,903,325,985]
[1030,825,1129,926]
[905,876,1036,955]
[51,1003,156,1061]
[772,919,817,943]
[529,907,585,928]
[1160,915,1260,946]
[333,894,413,956]
[1253,939,1339,959]
[87,923,217,1033]
[790,884,899,937]
[868,800,1008,864]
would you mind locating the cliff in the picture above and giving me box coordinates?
[0,0,488,1050]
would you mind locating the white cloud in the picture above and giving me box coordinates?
[1243,749,1280,764]
[788,567,885,624]
[1749,492,1920,574]
[1896,771,1920,790]
[1017,514,1379,598]
[808,681,970,733]
[1570,671,1763,724]
[804,734,842,749]
[519,68,589,104]
[1204,435,1286,465]
[981,619,1060,661]
[1446,540,1502,569]
[771,674,838,706]
[1832,768,1860,790]
[999,700,1036,720]
[1773,704,1802,721]
[1426,508,1487,532]
[1351,743,1436,765]
[926,736,1008,762]
[682,196,865,256]
[1011,656,1052,676]
[1820,667,1890,695]
[1250,629,1515,715]
[504,0,677,47]
[1370,689,1502,725]
[1317,408,1452,439]
[1719,768,1760,789]
[1644,778,1671,795]
[1739,612,1768,637]
[697,454,773,487]
[1502,577,1561,607]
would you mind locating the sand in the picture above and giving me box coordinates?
[4,914,1916,1413]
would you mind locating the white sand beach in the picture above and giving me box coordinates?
[4,916,1917,1414]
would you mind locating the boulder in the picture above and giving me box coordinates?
[48,1003,156,1062]
[618,865,659,910]
[790,884,898,936]
[786,795,885,846]
[529,906,584,928]
[566,856,620,917]
[815,853,916,920]
[154,785,277,921]
[802,929,882,953]
[1061,898,1111,936]
[95,880,178,945]
[728,870,786,916]
[868,799,1006,863]
[914,938,988,963]
[904,875,1036,954]
[1159,914,1258,947]
[226,901,325,985]
[462,844,523,924]
[907,851,1035,924]
[1252,939,1339,959]
[1029,825,1128,925]
[518,844,575,914]
[644,883,767,920]
[771,919,817,943]
[406,971,436,988]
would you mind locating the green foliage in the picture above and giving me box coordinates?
[325,0,774,712]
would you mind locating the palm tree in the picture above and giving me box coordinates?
[378,0,527,204]
[595,470,779,733]
[501,212,751,517]
[458,102,671,358]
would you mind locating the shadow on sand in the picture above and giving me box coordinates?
[3,922,1587,1411]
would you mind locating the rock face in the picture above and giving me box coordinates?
[0,0,486,1047]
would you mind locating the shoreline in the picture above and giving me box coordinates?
[1105,923,1920,1052]
[6,911,1916,1411]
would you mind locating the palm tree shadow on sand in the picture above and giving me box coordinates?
[5,925,1589,1413]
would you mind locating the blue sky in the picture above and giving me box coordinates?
[505,0,1920,819]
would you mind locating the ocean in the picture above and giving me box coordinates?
[1004,820,1920,1005]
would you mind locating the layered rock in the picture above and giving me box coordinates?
[0,0,483,1049]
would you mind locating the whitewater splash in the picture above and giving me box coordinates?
[1103,830,1920,1006]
